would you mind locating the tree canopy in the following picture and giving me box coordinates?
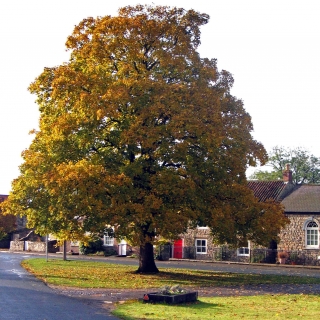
[0,196,16,240]
[250,146,320,184]
[1,5,286,272]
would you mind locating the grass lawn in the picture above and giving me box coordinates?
[113,295,320,319]
[22,258,320,289]
[22,259,320,319]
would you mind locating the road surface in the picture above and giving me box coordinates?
[0,252,118,320]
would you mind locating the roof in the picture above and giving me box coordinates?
[247,181,288,202]
[281,185,320,213]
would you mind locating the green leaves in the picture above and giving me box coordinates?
[250,146,320,184]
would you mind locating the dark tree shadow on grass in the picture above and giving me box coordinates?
[125,269,295,287]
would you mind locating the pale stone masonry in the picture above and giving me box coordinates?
[178,165,320,264]
[278,214,315,250]
[278,183,320,262]
[183,227,215,260]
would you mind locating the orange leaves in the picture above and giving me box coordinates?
[5,5,287,259]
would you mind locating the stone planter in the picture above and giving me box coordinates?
[143,291,198,304]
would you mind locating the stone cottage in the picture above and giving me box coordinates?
[279,185,320,252]
[172,165,320,263]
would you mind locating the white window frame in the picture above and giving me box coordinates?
[237,247,250,256]
[103,235,114,247]
[195,239,207,254]
[237,241,251,256]
[305,220,319,249]
[196,226,209,230]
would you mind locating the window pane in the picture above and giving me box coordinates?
[237,247,250,256]
[307,221,318,228]
[307,230,318,246]
[104,236,114,246]
[195,239,207,254]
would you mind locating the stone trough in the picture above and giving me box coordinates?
[143,291,198,304]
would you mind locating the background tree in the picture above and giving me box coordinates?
[1,5,287,272]
[0,215,16,241]
[0,196,16,240]
[250,146,320,184]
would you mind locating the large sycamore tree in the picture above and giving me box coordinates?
[1,5,287,272]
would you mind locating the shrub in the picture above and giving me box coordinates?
[104,248,118,256]
[79,238,103,255]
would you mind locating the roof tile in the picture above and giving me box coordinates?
[281,185,320,213]
[247,181,287,202]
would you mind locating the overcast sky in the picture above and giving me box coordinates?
[0,0,319,194]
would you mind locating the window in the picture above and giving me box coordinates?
[195,239,207,254]
[237,247,250,256]
[237,241,250,256]
[104,235,114,246]
[306,221,319,248]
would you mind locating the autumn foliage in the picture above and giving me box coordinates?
[1,5,287,272]
[0,196,16,240]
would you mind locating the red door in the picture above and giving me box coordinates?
[173,239,183,259]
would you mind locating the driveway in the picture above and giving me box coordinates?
[0,252,119,320]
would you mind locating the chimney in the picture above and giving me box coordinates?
[283,163,292,183]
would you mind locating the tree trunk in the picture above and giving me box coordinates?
[63,240,67,261]
[268,239,277,263]
[137,242,159,273]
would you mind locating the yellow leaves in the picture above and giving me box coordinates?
[0,197,16,238]
[96,109,104,120]
[6,4,284,255]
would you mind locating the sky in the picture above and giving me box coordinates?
[0,0,319,194]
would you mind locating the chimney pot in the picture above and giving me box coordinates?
[283,163,292,183]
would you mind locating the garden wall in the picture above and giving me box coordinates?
[10,240,45,252]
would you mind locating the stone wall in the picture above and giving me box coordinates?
[25,241,46,252]
[277,213,320,264]
[278,213,320,251]
[10,241,24,251]
[177,214,320,265]
[10,240,45,252]
[183,227,216,260]
[186,214,320,255]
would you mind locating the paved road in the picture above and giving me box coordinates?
[4,250,320,278]
[66,254,320,278]
[0,252,119,320]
